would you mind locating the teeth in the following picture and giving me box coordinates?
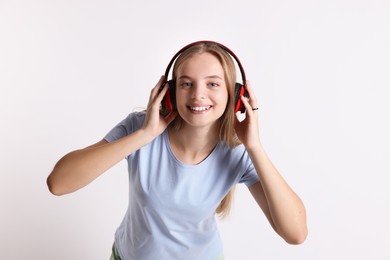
[190,106,210,111]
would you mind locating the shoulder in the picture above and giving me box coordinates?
[213,142,250,164]
[217,142,259,185]
[119,111,146,131]
[124,110,146,123]
[216,142,255,170]
[217,142,246,156]
[104,111,146,142]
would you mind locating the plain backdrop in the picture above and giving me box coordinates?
[1,0,389,259]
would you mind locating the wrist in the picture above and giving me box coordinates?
[137,128,158,144]
[245,140,265,155]
[243,135,262,151]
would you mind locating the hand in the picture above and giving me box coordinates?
[141,76,177,139]
[234,80,261,150]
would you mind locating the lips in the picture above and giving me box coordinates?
[189,106,211,111]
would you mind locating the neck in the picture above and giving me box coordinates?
[168,124,220,165]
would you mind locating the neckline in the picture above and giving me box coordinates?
[163,130,219,168]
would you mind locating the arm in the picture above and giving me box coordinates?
[235,81,308,244]
[47,77,177,196]
[247,146,308,244]
[47,130,151,196]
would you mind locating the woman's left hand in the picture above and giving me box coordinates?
[235,82,308,244]
[234,80,261,150]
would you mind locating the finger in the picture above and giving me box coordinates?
[149,76,167,104]
[241,98,259,120]
[245,80,258,108]
[241,95,253,114]
[155,82,169,102]
[151,76,166,97]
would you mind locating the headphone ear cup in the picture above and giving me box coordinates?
[162,80,176,111]
[168,80,177,111]
[161,79,177,115]
[161,80,175,115]
[234,83,249,113]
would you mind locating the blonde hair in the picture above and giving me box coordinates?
[169,42,241,217]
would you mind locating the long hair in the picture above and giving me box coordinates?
[169,42,241,217]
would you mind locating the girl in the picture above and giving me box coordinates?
[47,41,307,259]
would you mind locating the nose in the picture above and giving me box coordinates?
[190,83,206,100]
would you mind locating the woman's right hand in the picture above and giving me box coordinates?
[141,76,177,140]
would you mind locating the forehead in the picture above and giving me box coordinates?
[176,52,224,77]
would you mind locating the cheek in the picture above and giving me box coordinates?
[217,90,229,105]
[175,91,186,106]
[174,92,188,114]
[220,90,231,112]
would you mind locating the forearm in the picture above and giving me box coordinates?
[247,143,308,244]
[47,129,153,196]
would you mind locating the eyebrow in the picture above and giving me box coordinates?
[178,75,223,80]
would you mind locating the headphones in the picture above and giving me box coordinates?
[161,40,249,114]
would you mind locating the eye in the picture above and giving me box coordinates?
[180,82,192,87]
[208,82,220,87]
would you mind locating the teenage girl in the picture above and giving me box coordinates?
[47,41,307,260]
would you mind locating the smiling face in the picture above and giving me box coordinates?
[174,52,229,130]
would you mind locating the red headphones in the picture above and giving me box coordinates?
[161,40,248,114]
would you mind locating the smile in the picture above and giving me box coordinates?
[189,106,211,111]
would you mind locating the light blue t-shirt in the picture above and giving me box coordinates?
[104,112,260,260]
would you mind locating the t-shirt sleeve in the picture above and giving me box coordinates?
[103,111,146,143]
[238,150,260,187]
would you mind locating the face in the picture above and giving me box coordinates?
[175,52,229,129]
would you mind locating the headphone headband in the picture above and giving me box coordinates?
[163,40,246,86]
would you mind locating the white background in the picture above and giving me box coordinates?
[1,0,389,259]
